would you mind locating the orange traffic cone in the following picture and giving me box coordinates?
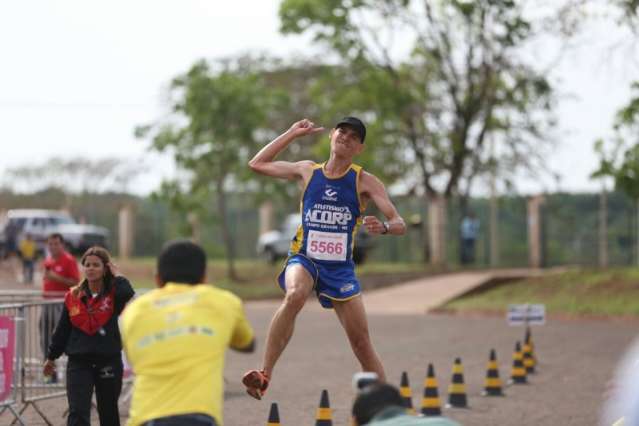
[421,363,441,416]
[399,371,415,415]
[315,389,332,426]
[510,341,527,384]
[446,358,468,408]
[267,402,280,426]
[482,349,504,396]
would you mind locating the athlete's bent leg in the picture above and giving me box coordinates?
[244,264,314,399]
[262,264,313,377]
[333,295,386,382]
[244,265,313,398]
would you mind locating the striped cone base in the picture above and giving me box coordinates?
[400,371,416,415]
[523,342,535,374]
[315,389,332,426]
[267,402,280,426]
[446,357,468,408]
[525,327,537,372]
[510,341,527,384]
[421,363,442,416]
[482,349,504,396]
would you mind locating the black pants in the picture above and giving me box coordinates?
[143,413,218,426]
[66,354,123,426]
[460,238,476,264]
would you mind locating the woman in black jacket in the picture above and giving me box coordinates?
[43,246,135,426]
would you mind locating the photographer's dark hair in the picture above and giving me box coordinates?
[157,240,206,285]
[352,383,404,425]
[80,246,115,292]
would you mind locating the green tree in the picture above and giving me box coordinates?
[136,57,280,281]
[279,0,557,262]
[593,82,639,195]
[3,157,145,212]
[593,83,639,263]
[279,0,556,201]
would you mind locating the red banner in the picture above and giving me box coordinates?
[0,316,16,402]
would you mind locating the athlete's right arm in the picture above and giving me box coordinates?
[248,118,324,180]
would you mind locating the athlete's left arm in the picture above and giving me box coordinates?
[360,172,406,236]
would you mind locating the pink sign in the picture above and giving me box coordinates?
[0,316,15,402]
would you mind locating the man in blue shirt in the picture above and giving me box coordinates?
[460,212,480,264]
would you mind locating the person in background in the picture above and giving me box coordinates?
[460,212,480,265]
[4,220,18,258]
[352,383,461,426]
[44,246,134,426]
[121,240,256,426]
[40,233,80,377]
[19,233,37,284]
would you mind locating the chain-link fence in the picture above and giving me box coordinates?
[3,191,637,268]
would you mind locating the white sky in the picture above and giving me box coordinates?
[0,0,636,196]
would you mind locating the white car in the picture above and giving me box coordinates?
[0,209,109,257]
[256,213,373,264]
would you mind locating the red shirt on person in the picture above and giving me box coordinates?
[43,251,80,296]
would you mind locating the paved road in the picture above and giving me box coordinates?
[223,301,636,425]
[1,268,635,425]
[363,269,543,314]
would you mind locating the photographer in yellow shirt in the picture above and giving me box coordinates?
[121,240,255,426]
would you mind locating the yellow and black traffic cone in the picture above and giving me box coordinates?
[524,326,537,373]
[315,389,332,426]
[523,341,535,374]
[482,349,504,396]
[399,371,415,415]
[267,402,280,426]
[421,363,442,416]
[446,357,468,408]
[510,341,527,384]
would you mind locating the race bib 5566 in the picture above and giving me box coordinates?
[307,230,347,261]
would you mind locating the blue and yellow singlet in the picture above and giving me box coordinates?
[289,162,364,266]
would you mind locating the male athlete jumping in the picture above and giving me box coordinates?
[243,117,406,399]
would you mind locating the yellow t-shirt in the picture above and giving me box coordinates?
[120,283,254,426]
[19,239,36,260]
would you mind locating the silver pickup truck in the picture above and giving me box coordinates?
[0,209,109,257]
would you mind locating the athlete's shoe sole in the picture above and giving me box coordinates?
[242,369,270,400]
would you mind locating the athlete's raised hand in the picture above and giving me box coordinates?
[288,119,325,138]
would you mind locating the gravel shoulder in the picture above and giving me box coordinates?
[0,261,635,425]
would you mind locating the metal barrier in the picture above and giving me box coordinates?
[0,293,138,425]
[0,290,43,303]
[0,300,68,426]
[0,290,146,425]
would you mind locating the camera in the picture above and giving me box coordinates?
[352,372,379,392]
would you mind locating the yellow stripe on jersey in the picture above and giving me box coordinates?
[351,163,366,213]
[290,224,304,254]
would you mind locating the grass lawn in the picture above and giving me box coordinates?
[116,257,435,300]
[444,268,639,317]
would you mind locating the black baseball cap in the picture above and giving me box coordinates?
[335,116,366,143]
